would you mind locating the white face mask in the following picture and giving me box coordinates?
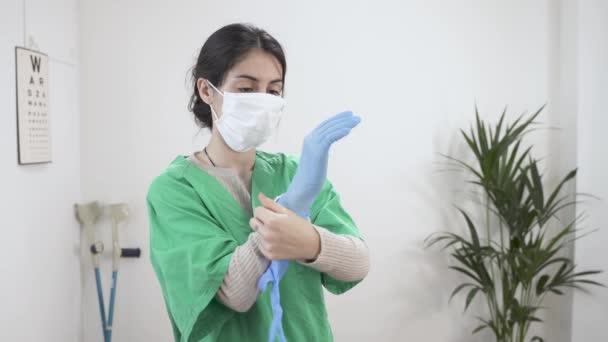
[207,81,286,152]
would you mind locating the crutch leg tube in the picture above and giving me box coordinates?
[107,203,130,342]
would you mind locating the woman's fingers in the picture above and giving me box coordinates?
[256,235,272,259]
[314,111,353,132]
[316,113,357,137]
[249,217,263,231]
[320,116,361,146]
[324,127,354,145]
[254,195,288,229]
[254,223,280,259]
[258,193,287,214]
[254,206,275,225]
[300,111,361,157]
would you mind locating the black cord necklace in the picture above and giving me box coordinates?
[203,147,216,167]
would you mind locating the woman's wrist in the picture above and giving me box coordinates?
[303,223,321,261]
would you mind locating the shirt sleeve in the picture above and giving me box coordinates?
[147,175,237,341]
[299,226,370,282]
[309,179,368,294]
[215,233,270,312]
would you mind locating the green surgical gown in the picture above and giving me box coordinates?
[146,151,362,342]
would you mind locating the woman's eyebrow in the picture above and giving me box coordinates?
[235,74,283,84]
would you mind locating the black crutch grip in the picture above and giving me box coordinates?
[120,248,141,258]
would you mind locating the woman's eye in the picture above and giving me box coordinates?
[238,87,254,93]
[268,90,281,96]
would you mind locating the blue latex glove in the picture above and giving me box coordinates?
[258,111,361,342]
[258,261,288,342]
[280,111,362,218]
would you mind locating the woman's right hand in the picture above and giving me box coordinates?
[279,111,361,218]
[251,193,321,261]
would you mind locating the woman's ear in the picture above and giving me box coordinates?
[197,78,213,105]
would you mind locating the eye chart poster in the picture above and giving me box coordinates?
[15,47,51,165]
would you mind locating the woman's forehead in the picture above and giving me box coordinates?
[225,49,283,82]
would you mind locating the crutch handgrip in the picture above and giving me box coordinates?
[120,248,141,258]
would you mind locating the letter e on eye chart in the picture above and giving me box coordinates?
[15,47,51,165]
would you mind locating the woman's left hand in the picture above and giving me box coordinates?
[250,193,321,261]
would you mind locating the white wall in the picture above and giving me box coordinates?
[78,1,579,341]
[0,0,81,341]
[572,0,608,340]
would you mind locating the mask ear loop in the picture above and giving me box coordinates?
[206,80,224,121]
[210,104,220,121]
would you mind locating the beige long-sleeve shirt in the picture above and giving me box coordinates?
[188,153,369,312]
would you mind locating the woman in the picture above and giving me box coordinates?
[147,23,370,342]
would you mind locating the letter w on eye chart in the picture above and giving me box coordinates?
[15,47,51,165]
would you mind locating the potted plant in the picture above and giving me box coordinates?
[426,106,603,342]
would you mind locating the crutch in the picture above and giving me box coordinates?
[74,202,107,342]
